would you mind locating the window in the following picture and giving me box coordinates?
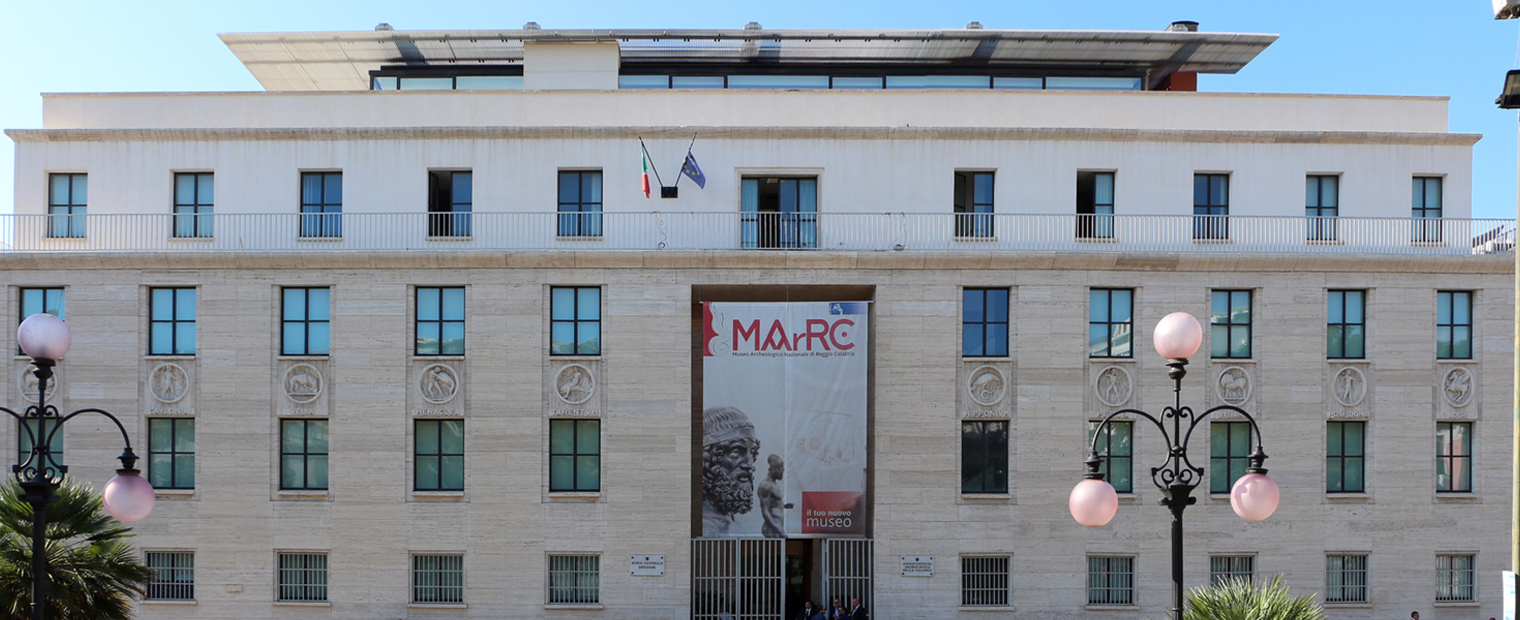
[277,552,328,602]
[1077,171,1115,239]
[1210,290,1251,359]
[1089,421,1133,493]
[300,172,342,238]
[415,419,464,491]
[550,419,600,492]
[281,419,329,490]
[412,554,465,604]
[961,556,1010,607]
[173,172,214,238]
[962,288,1009,357]
[149,288,196,355]
[1326,421,1365,493]
[427,170,472,237]
[19,287,64,355]
[47,173,87,238]
[1437,422,1472,493]
[282,288,331,356]
[145,551,195,601]
[147,418,195,490]
[953,171,994,238]
[1327,291,1365,359]
[1325,554,1368,603]
[558,171,603,237]
[1306,175,1339,241]
[17,419,62,474]
[1413,176,1443,242]
[1087,556,1134,606]
[550,287,601,356]
[1210,556,1254,586]
[1089,289,1132,358]
[740,177,817,249]
[415,287,465,356]
[961,421,1008,494]
[1211,422,1253,494]
[1436,554,1475,602]
[547,555,600,604]
[1193,174,1229,240]
[1437,291,1472,359]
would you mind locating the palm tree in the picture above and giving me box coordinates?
[1185,575,1326,620]
[0,479,152,620]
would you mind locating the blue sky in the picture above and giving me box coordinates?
[2,0,1518,219]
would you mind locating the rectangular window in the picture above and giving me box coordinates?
[1210,555,1254,586]
[1437,422,1472,493]
[47,173,87,238]
[550,287,601,356]
[547,555,600,605]
[1326,421,1365,493]
[1087,556,1135,606]
[962,288,1009,357]
[1193,173,1229,240]
[282,287,331,356]
[1326,290,1365,359]
[17,419,62,473]
[427,170,472,237]
[1436,291,1472,359]
[415,287,465,356]
[740,177,817,249]
[19,287,64,355]
[145,551,195,601]
[277,552,328,602]
[1089,421,1133,493]
[549,419,600,492]
[953,171,995,238]
[299,172,342,238]
[1413,177,1443,242]
[1325,554,1368,603]
[961,421,1009,494]
[149,288,196,355]
[1436,554,1475,602]
[1076,171,1115,239]
[961,556,1010,607]
[557,171,603,237]
[1211,422,1253,494]
[412,554,465,604]
[281,419,329,491]
[147,418,195,490]
[1306,175,1339,241]
[415,419,464,491]
[1210,290,1252,359]
[1089,289,1133,358]
[173,172,214,238]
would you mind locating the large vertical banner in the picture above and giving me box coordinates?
[701,301,869,538]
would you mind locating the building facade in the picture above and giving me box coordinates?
[3,22,1515,620]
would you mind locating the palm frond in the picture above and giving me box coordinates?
[1184,575,1326,620]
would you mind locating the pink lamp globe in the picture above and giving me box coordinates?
[1229,472,1279,522]
[1069,478,1119,527]
[1153,312,1202,360]
[16,313,71,361]
[102,473,155,522]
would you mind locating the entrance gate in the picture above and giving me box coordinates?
[692,539,873,620]
[822,539,873,610]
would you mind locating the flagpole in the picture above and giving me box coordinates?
[673,133,697,190]
[638,138,666,188]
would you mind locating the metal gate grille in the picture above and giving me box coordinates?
[693,538,784,620]
[823,539,873,610]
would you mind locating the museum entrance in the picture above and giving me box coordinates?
[692,538,873,620]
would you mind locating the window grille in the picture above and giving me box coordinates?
[1325,554,1367,603]
[1209,555,1254,586]
[961,556,1010,606]
[1087,556,1134,605]
[146,551,195,601]
[412,554,465,604]
[547,555,600,604]
[1436,554,1475,602]
[277,552,328,602]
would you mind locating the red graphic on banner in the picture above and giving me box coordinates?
[801,491,866,535]
[702,302,718,357]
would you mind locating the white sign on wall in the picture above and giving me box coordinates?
[1504,570,1515,620]
[631,555,665,576]
[900,556,934,577]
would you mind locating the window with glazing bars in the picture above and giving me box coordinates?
[412,554,465,604]
[549,419,600,492]
[961,421,1008,494]
[1325,554,1367,603]
[1326,421,1365,493]
[145,551,195,601]
[282,287,330,356]
[1193,174,1229,240]
[415,287,465,355]
[18,288,63,355]
[277,552,328,602]
[1210,556,1254,586]
[954,171,994,238]
[962,288,1009,357]
[1437,422,1472,493]
[1089,289,1132,358]
[1076,171,1115,239]
[173,172,214,238]
[1327,290,1365,359]
[1413,176,1443,242]
[1210,290,1251,359]
[550,287,601,356]
[147,418,195,490]
[17,419,61,475]
[1306,175,1338,241]
[1211,422,1253,494]
[961,556,1010,607]
[558,171,603,237]
[299,172,342,238]
[1437,291,1472,359]
[1089,421,1132,493]
[415,419,464,491]
[427,170,472,237]
[281,419,329,490]
[547,555,600,604]
[149,288,196,355]
[1087,556,1134,605]
[1436,554,1475,602]
[47,173,86,238]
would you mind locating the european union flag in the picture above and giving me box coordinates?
[681,153,706,189]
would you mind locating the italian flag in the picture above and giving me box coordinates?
[641,152,651,198]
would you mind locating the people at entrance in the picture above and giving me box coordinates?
[795,600,817,620]
[701,406,760,536]
[758,454,785,537]
[850,597,868,620]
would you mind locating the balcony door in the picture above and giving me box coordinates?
[742,177,817,249]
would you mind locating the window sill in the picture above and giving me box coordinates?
[1436,493,1480,501]
[277,355,330,361]
[297,237,343,242]
[414,355,465,360]
[959,606,1014,612]
[556,236,604,242]
[155,489,197,499]
[550,354,602,361]
[410,602,468,609]
[1436,358,1475,364]
[168,236,213,242]
[548,492,602,501]
[546,604,603,610]
[961,356,1011,362]
[1434,601,1480,607]
[412,491,466,501]
[1323,602,1371,608]
[145,355,195,360]
[277,490,330,500]
[274,601,332,607]
[960,493,1011,501]
[1115,493,1142,503]
[1326,493,1371,501]
[1085,605,1139,611]
[141,599,196,605]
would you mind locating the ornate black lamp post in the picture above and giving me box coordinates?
[1069,312,1280,620]
[7,313,156,620]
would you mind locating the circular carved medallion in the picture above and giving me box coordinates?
[419,364,459,405]
[555,364,596,405]
[1216,366,1251,405]
[1332,367,1366,407]
[18,365,56,403]
[1443,367,1474,408]
[283,364,324,405]
[1094,366,1133,407]
[150,364,189,404]
[966,366,1006,407]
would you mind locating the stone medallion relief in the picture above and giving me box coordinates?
[1094,366,1132,408]
[18,364,56,403]
[150,363,189,404]
[967,366,1007,408]
[1216,366,1251,406]
[284,364,324,405]
[1332,367,1366,407]
[555,364,596,405]
[1443,367,1474,408]
[419,364,460,405]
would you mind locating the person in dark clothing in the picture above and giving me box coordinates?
[794,600,816,620]
[849,597,868,620]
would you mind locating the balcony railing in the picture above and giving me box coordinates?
[2,213,1513,255]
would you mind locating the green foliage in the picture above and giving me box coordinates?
[0,479,152,620]
[1184,575,1326,620]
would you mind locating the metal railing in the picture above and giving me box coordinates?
[2,212,1513,255]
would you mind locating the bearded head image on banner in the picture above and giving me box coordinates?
[702,406,761,536]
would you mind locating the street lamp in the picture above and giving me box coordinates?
[8,313,156,620]
[1069,311,1279,620]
